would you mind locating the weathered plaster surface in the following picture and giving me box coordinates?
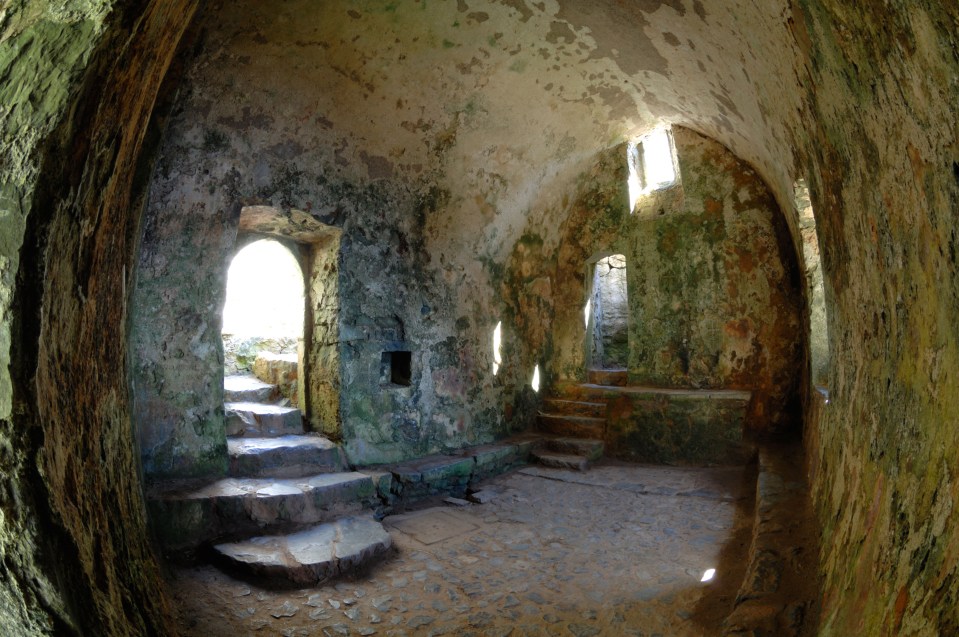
[1,0,959,634]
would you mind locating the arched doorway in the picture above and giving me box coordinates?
[588,253,629,370]
[222,238,305,408]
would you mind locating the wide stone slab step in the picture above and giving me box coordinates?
[537,413,605,439]
[587,367,627,386]
[224,375,276,403]
[148,472,376,554]
[542,397,606,418]
[212,516,392,586]
[225,402,303,437]
[542,437,604,462]
[531,450,590,471]
[228,435,347,478]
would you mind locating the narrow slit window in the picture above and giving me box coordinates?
[628,127,677,212]
[492,321,503,375]
[531,364,541,393]
[795,179,831,388]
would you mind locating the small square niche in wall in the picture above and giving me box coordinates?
[381,351,412,387]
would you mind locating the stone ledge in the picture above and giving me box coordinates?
[362,436,539,503]
[723,445,820,636]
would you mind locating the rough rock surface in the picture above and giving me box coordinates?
[212,516,393,586]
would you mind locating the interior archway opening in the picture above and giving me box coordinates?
[222,238,305,409]
[589,253,629,371]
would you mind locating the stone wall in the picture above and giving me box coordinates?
[527,127,804,434]
[798,2,959,633]
[2,0,959,635]
[308,232,342,438]
[0,2,195,633]
[129,0,538,471]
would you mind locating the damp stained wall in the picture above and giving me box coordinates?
[1,0,959,634]
[525,127,803,434]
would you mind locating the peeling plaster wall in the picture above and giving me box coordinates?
[1,0,959,635]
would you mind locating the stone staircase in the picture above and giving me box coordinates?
[538,367,753,466]
[533,373,615,471]
[146,373,392,587]
[529,437,605,471]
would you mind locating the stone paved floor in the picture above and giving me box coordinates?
[167,461,755,636]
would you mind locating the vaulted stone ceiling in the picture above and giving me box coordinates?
[1,1,959,635]
[180,0,808,260]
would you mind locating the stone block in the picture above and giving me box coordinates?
[224,374,276,402]
[388,455,475,499]
[147,472,376,553]
[212,516,392,586]
[253,352,299,403]
[544,437,604,461]
[227,435,346,478]
[531,451,589,471]
[225,402,303,437]
[357,470,394,502]
[537,414,606,438]
[605,389,752,465]
[541,398,606,418]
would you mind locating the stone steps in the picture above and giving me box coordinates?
[228,435,347,478]
[224,374,276,402]
[542,437,604,461]
[212,515,392,587]
[530,450,590,471]
[537,413,606,438]
[541,397,606,418]
[586,367,627,386]
[147,471,377,554]
[529,437,604,472]
[225,401,303,437]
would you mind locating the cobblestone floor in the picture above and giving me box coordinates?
[168,461,755,636]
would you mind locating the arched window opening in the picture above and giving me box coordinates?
[628,127,678,212]
[589,254,629,370]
